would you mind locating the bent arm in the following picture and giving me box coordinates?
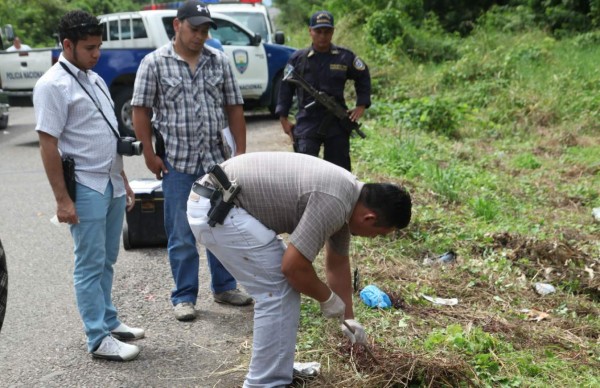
[281,243,332,302]
[132,106,167,179]
[324,241,354,320]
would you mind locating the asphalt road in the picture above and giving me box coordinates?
[0,107,290,387]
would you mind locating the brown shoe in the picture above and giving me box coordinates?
[213,289,253,306]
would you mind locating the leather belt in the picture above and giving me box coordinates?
[192,182,215,199]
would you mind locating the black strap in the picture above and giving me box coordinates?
[59,61,122,138]
[296,48,310,107]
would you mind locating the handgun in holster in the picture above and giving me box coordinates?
[206,164,241,227]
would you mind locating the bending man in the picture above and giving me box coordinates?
[187,152,411,386]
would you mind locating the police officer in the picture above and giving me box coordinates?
[276,10,371,172]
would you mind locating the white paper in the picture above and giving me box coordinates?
[222,126,236,156]
[421,294,458,306]
[129,179,162,194]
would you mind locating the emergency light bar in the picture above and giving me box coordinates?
[142,0,262,10]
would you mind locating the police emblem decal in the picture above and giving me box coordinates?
[233,50,249,74]
[353,57,366,71]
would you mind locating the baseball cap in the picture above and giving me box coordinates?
[309,10,334,29]
[177,1,218,29]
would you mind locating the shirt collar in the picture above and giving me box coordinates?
[308,44,339,57]
[165,39,217,61]
[58,53,99,83]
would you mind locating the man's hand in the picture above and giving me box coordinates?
[57,199,78,224]
[320,291,345,321]
[348,105,366,122]
[341,319,367,345]
[145,154,168,180]
[279,116,295,141]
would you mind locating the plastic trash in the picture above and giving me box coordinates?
[293,361,320,377]
[423,250,457,266]
[592,207,600,222]
[534,282,556,296]
[421,294,459,306]
[359,285,392,309]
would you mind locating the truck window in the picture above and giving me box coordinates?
[222,12,268,42]
[109,20,120,41]
[132,18,148,39]
[163,17,176,40]
[212,19,252,46]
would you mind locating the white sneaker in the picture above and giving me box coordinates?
[111,323,145,341]
[92,335,140,361]
[173,302,196,321]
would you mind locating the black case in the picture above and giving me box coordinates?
[123,181,167,250]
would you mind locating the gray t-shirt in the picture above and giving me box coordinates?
[219,152,363,261]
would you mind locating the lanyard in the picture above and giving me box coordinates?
[59,61,122,139]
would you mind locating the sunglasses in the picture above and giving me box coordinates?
[65,22,104,35]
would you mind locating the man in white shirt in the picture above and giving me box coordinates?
[6,36,31,51]
[34,10,144,362]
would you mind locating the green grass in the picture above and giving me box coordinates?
[290,13,600,388]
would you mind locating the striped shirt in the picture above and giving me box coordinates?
[219,152,364,260]
[132,42,244,175]
[33,55,125,197]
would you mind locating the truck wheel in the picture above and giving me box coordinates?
[122,224,132,250]
[268,74,281,118]
[113,87,135,137]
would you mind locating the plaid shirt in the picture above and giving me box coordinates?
[132,42,244,175]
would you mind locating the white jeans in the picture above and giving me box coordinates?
[187,195,300,388]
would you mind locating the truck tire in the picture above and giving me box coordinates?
[0,237,7,332]
[113,87,135,137]
[268,74,281,118]
[0,116,8,130]
[122,223,132,251]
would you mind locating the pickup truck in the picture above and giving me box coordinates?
[0,24,53,107]
[0,48,53,105]
[146,0,286,44]
[0,6,295,133]
[74,9,295,133]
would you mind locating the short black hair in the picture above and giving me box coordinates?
[58,10,102,45]
[358,183,412,229]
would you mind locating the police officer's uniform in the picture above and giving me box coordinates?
[275,43,371,171]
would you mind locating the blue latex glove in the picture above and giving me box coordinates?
[359,285,392,309]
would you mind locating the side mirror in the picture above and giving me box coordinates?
[252,33,262,46]
[274,31,285,45]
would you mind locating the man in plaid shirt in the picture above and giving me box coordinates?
[187,152,412,387]
[132,0,251,322]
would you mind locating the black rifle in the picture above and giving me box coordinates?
[282,64,366,139]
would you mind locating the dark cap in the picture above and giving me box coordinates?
[177,1,217,29]
[310,10,334,29]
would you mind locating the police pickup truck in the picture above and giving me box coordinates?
[0,24,54,107]
[47,6,294,133]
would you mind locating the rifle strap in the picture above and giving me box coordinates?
[296,47,311,108]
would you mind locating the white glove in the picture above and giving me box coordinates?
[319,291,345,321]
[341,319,367,345]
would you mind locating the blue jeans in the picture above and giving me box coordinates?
[161,159,237,305]
[71,181,124,351]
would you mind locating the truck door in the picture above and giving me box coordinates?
[211,18,268,100]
